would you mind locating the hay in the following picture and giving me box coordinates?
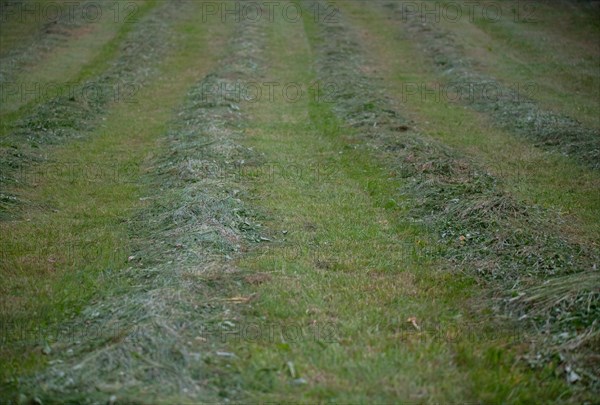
[0,0,189,217]
[385,1,600,170]
[11,13,268,404]
[308,0,599,389]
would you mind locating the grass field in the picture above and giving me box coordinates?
[1,1,598,403]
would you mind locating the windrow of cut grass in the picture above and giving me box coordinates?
[307,0,599,395]
[0,0,156,128]
[0,0,171,217]
[0,0,148,118]
[154,2,582,402]
[2,11,269,404]
[337,1,600,245]
[1,0,112,80]
[1,0,597,402]
[453,0,600,129]
[377,0,600,170]
[1,1,234,400]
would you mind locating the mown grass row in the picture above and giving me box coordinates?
[310,0,598,396]
[461,0,600,128]
[380,0,600,170]
[173,2,581,402]
[0,0,166,216]
[1,1,232,399]
[2,11,274,403]
[1,0,109,81]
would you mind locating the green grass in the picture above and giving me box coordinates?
[0,0,79,55]
[0,0,157,135]
[366,1,599,170]
[453,0,600,128]
[1,0,597,402]
[0,1,229,384]
[204,9,573,402]
[340,0,600,245]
